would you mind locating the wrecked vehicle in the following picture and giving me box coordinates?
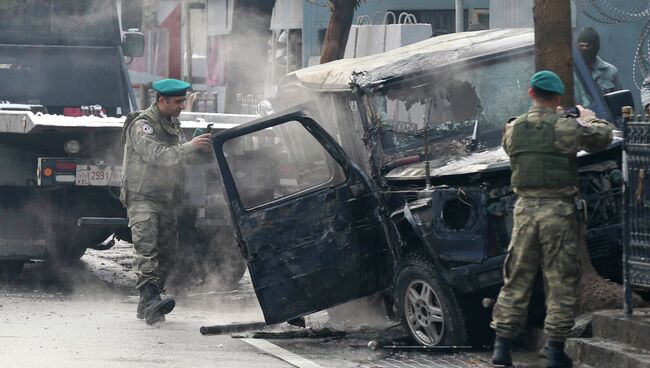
[210,29,630,346]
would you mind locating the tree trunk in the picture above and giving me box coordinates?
[533,0,647,315]
[320,0,356,64]
[533,0,574,107]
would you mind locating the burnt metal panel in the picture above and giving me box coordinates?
[238,183,393,324]
[408,187,489,264]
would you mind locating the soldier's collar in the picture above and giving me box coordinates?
[529,105,555,114]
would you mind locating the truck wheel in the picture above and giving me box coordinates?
[0,261,25,280]
[395,251,467,346]
[53,230,107,263]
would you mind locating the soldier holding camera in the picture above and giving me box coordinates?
[490,71,614,368]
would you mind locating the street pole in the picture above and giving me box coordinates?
[533,0,574,107]
[184,0,192,83]
[455,0,464,32]
[622,106,634,317]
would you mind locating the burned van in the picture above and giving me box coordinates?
[210,29,628,346]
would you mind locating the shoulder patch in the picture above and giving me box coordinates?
[140,123,154,135]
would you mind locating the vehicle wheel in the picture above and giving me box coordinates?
[0,261,25,280]
[395,251,467,346]
[52,228,112,263]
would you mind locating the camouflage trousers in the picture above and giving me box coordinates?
[127,195,179,291]
[491,197,581,341]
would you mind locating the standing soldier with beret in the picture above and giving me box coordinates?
[120,79,212,325]
[490,71,614,368]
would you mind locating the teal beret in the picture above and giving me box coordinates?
[152,78,191,96]
[530,70,565,95]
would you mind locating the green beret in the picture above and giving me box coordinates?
[530,70,565,95]
[152,78,191,96]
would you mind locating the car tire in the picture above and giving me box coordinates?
[395,251,467,346]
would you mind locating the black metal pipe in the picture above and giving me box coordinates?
[200,321,267,336]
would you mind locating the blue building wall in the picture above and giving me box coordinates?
[302,0,489,67]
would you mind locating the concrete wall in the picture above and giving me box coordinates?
[489,0,534,28]
[302,0,489,67]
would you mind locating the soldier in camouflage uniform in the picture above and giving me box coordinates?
[490,71,614,368]
[120,79,212,325]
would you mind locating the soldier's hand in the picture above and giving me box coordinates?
[190,133,213,152]
[577,105,596,122]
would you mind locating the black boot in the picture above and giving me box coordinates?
[137,294,145,320]
[138,283,175,325]
[492,336,513,367]
[546,340,572,368]
[136,295,165,321]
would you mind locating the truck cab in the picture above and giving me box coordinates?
[210,29,630,346]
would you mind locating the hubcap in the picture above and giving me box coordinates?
[404,279,445,346]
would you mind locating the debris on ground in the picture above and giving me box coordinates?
[232,327,347,340]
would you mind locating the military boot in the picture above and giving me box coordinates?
[136,294,165,322]
[138,283,175,325]
[492,336,513,367]
[546,340,572,368]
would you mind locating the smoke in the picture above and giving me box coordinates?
[223,0,275,113]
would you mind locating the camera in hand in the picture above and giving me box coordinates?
[564,106,580,118]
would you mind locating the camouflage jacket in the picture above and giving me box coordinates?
[120,103,195,204]
[503,105,614,199]
[641,76,650,112]
[590,56,622,95]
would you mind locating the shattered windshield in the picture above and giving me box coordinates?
[372,52,592,169]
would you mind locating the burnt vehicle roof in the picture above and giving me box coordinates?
[278,28,533,92]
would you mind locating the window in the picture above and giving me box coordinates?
[373,51,597,168]
[223,120,345,209]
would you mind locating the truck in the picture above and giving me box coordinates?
[0,0,253,289]
[209,29,635,346]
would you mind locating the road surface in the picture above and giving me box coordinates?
[0,242,537,368]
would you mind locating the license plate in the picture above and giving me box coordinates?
[76,165,122,186]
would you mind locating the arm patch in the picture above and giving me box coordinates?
[140,123,154,135]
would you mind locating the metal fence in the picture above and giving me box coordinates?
[623,109,650,314]
[0,0,120,46]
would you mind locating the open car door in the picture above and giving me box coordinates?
[212,109,394,324]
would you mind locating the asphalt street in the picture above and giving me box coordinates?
[0,243,515,368]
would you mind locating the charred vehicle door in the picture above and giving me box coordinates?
[212,110,394,324]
